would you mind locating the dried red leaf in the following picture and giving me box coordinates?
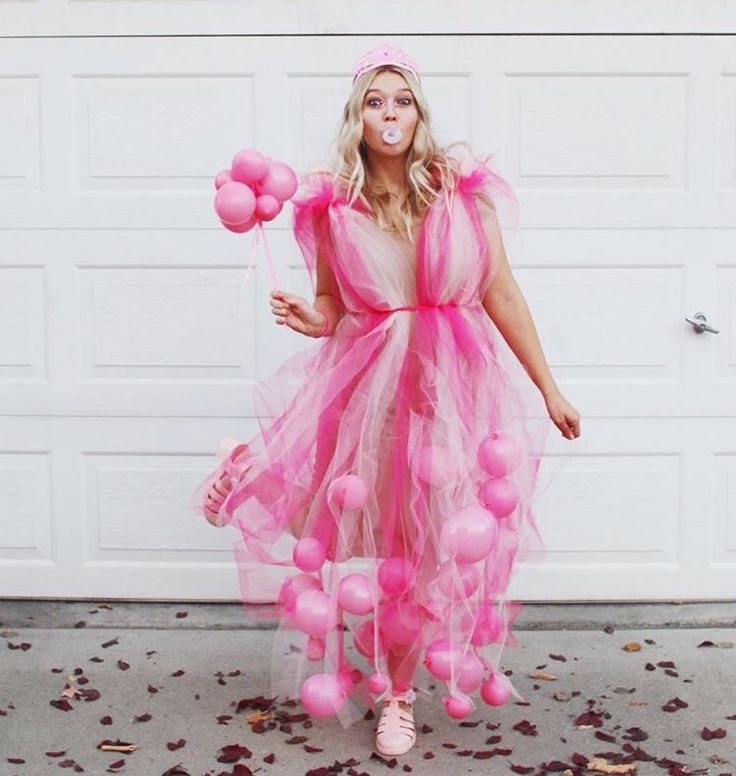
[166,738,186,751]
[133,712,151,723]
[662,697,689,712]
[101,637,119,649]
[117,660,130,671]
[510,765,534,774]
[50,699,74,712]
[100,715,113,725]
[512,719,538,736]
[216,743,252,763]
[170,669,185,677]
[701,727,726,740]
[175,611,188,618]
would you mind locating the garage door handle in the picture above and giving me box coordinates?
[684,312,719,334]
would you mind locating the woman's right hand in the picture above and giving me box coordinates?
[270,289,326,337]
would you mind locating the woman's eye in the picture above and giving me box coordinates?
[399,98,412,105]
[367,98,382,107]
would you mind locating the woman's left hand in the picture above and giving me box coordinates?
[544,391,581,440]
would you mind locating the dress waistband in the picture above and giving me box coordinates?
[347,301,482,315]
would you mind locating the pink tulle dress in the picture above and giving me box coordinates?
[192,142,553,728]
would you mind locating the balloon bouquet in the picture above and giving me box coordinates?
[213,147,298,289]
[208,151,526,722]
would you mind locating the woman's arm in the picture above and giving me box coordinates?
[312,250,345,337]
[479,208,560,401]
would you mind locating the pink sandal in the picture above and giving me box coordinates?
[202,441,250,527]
[375,688,417,756]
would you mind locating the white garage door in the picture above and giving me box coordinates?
[1,5,735,601]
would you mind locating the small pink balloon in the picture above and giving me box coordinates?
[300,672,347,719]
[478,476,519,517]
[220,213,258,234]
[278,573,321,615]
[214,181,256,226]
[415,445,461,487]
[255,194,283,222]
[256,160,298,201]
[456,652,485,693]
[293,537,326,573]
[231,148,269,187]
[338,573,376,615]
[293,589,338,637]
[477,430,522,477]
[353,617,387,658]
[306,635,325,661]
[329,474,368,509]
[367,671,389,694]
[461,603,503,647]
[443,694,473,719]
[480,672,511,706]
[378,599,421,646]
[214,169,232,189]
[440,504,498,564]
[435,560,480,600]
[377,557,415,598]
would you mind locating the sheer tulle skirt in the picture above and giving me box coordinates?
[191,298,552,728]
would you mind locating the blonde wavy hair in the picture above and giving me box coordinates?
[330,65,461,242]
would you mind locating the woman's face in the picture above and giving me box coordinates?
[361,69,418,159]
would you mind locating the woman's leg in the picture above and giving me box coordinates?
[387,640,421,697]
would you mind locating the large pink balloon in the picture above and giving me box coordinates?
[478,476,519,518]
[293,537,326,573]
[378,599,421,645]
[338,573,376,615]
[256,160,298,201]
[329,474,368,509]
[461,603,503,647]
[293,589,338,637]
[214,181,256,226]
[435,560,480,600]
[477,431,522,477]
[440,504,498,564]
[231,148,269,187]
[353,617,387,658]
[300,672,347,719]
[377,557,415,598]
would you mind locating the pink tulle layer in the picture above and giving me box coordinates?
[191,142,553,728]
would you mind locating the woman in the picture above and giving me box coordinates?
[196,42,580,757]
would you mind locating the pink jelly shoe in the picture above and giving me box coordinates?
[202,441,250,527]
[375,688,417,756]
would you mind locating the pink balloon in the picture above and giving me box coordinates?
[329,474,368,509]
[415,445,461,487]
[278,573,321,615]
[477,431,522,477]
[443,694,473,719]
[478,476,519,518]
[440,504,498,564]
[367,671,389,694]
[300,672,347,719]
[353,617,387,658]
[231,148,269,187]
[255,194,283,222]
[337,662,363,697]
[480,672,511,706]
[293,589,338,637]
[423,640,463,681]
[436,560,480,600]
[455,652,485,693]
[214,169,232,189]
[461,603,503,647]
[338,573,376,615]
[377,557,415,598]
[293,537,326,573]
[306,635,325,661]
[378,599,421,646]
[220,213,258,234]
[214,181,256,226]
[256,160,298,201]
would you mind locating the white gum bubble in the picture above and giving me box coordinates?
[382,128,402,145]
